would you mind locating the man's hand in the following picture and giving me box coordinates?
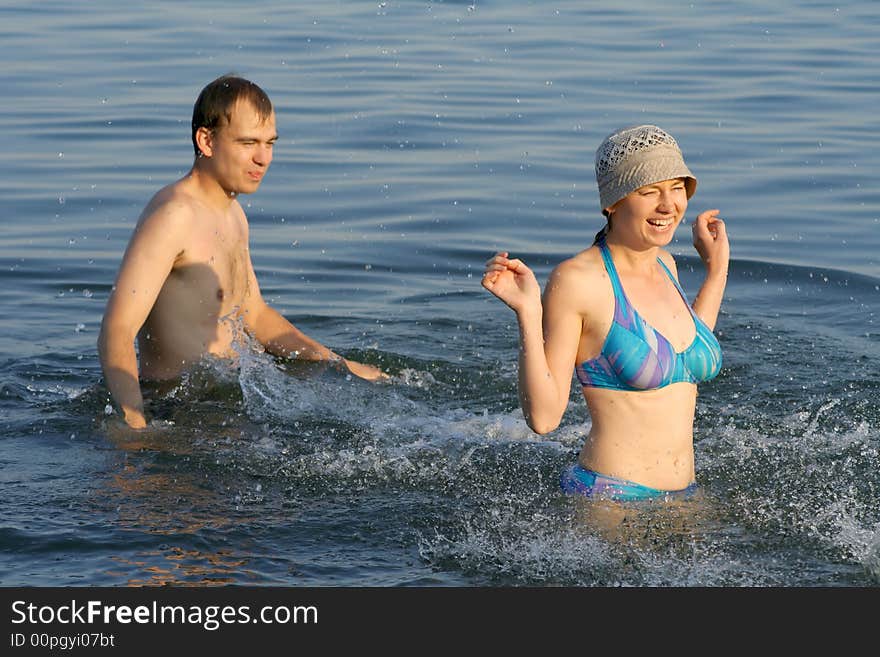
[343,358,389,382]
[123,407,148,429]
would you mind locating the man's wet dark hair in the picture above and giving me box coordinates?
[191,74,273,158]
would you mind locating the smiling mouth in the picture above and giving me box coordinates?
[647,218,673,227]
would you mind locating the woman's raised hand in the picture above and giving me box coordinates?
[481,252,542,314]
[692,209,730,276]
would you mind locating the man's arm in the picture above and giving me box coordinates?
[97,203,190,427]
[239,247,386,381]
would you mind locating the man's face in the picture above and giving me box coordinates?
[208,99,277,196]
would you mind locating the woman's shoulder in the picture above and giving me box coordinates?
[551,244,605,281]
[656,248,680,277]
[545,245,609,305]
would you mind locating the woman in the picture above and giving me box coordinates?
[482,124,729,501]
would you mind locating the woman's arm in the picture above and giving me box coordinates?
[483,254,582,434]
[691,209,729,330]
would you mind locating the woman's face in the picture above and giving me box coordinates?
[606,178,688,246]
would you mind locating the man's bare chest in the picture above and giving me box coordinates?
[168,226,250,312]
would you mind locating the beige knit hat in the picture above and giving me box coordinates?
[595,125,696,213]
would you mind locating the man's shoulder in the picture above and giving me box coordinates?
[138,180,200,228]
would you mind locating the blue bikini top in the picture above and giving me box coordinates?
[575,236,722,391]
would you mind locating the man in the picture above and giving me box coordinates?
[98,75,385,429]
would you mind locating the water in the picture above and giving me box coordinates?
[1,0,878,586]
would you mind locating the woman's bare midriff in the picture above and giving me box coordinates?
[579,382,698,490]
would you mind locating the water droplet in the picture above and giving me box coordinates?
[104,404,114,415]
